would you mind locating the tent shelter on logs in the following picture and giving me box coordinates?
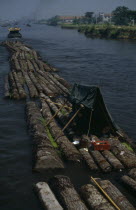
[69,84,120,137]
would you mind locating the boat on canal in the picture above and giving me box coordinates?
[8,27,22,38]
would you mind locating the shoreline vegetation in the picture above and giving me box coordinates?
[61,24,136,40]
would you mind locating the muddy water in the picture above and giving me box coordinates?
[0,24,136,209]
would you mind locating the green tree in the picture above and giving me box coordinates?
[85,12,94,24]
[47,15,60,26]
[112,6,130,25]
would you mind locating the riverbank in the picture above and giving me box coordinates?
[61,24,136,39]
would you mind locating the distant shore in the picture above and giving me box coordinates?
[61,24,136,40]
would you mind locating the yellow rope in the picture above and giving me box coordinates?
[91,177,120,210]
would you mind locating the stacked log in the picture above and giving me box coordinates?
[89,150,112,172]
[35,182,63,210]
[4,75,10,98]
[98,179,135,210]
[22,71,38,98]
[53,73,71,89]
[121,175,136,192]
[129,168,136,181]
[80,184,115,210]
[49,175,88,210]
[12,71,26,99]
[8,72,20,99]
[2,40,71,100]
[41,96,81,163]
[102,150,124,170]
[109,138,136,168]
[41,94,68,125]
[79,148,99,171]
[26,102,64,172]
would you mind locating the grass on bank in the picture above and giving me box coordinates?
[61,23,136,39]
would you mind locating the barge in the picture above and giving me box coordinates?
[8,27,22,38]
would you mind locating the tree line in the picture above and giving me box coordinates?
[47,6,136,26]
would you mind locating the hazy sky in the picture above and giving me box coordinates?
[0,0,136,20]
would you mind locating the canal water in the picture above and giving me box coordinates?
[0,25,136,209]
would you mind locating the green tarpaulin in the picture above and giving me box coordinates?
[69,84,120,136]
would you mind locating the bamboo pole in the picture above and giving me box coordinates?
[91,177,120,210]
[46,102,66,127]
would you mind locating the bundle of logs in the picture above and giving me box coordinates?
[35,175,135,210]
[2,40,70,100]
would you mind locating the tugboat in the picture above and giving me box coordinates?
[8,27,22,38]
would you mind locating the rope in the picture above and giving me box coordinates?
[91,177,120,210]
[87,110,93,137]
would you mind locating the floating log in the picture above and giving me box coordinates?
[46,72,69,95]
[35,73,55,96]
[41,95,68,125]
[35,60,46,72]
[12,71,26,99]
[37,70,62,94]
[16,72,25,86]
[4,75,10,97]
[26,102,64,171]
[27,59,34,71]
[53,73,71,89]
[22,70,38,98]
[13,57,21,71]
[41,96,81,163]
[79,148,99,171]
[35,182,63,210]
[8,72,20,99]
[80,184,115,210]
[36,72,58,95]
[128,168,136,181]
[31,59,40,72]
[89,150,112,172]
[49,175,87,210]
[121,175,136,192]
[98,179,135,210]
[28,71,42,93]
[102,150,124,170]
[109,138,136,168]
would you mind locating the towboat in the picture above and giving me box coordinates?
[8,27,22,38]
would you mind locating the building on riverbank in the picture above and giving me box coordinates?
[58,16,83,24]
